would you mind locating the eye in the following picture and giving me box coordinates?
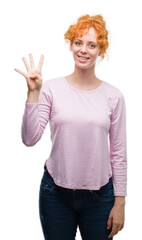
[75,42,96,48]
[75,41,81,46]
[90,44,96,48]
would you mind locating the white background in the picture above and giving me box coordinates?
[0,0,141,239]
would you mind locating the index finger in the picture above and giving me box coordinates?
[14,68,27,78]
[37,54,44,71]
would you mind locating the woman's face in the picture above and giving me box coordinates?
[70,27,101,69]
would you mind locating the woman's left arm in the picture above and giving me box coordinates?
[109,89,127,198]
[107,90,127,238]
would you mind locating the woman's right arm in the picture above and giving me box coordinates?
[21,83,52,146]
[26,89,41,103]
[15,53,52,146]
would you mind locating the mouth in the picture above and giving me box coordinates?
[77,55,90,62]
[77,55,89,59]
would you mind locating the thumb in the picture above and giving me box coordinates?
[107,215,113,229]
[29,73,42,81]
[29,72,39,78]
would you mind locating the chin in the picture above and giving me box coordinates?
[75,61,94,70]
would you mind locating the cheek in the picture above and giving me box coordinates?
[90,52,99,59]
[73,47,79,54]
[72,51,80,59]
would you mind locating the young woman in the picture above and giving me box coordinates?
[15,14,127,240]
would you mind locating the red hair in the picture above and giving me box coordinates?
[64,14,109,60]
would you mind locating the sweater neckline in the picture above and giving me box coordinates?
[63,76,105,93]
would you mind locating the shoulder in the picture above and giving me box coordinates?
[102,80,125,109]
[42,76,64,90]
[103,80,125,99]
[103,80,122,95]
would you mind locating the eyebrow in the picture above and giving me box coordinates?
[75,39,97,44]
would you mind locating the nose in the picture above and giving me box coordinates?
[80,44,87,54]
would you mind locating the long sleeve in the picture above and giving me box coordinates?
[109,90,127,196]
[21,82,52,146]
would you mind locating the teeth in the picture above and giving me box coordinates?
[78,56,88,60]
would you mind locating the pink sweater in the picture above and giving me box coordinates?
[21,76,127,196]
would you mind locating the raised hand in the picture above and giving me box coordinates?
[14,53,44,92]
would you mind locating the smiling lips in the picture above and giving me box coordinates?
[77,55,90,61]
[77,55,90,59]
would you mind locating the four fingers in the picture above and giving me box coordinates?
[14,53,44,77]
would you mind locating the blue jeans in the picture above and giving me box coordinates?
[39,167,115,240]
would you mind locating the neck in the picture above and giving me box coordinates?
[71,64,99,86]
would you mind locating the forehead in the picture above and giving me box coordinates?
[76,27,98,42]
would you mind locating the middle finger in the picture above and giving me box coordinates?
[29,53,35,69]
